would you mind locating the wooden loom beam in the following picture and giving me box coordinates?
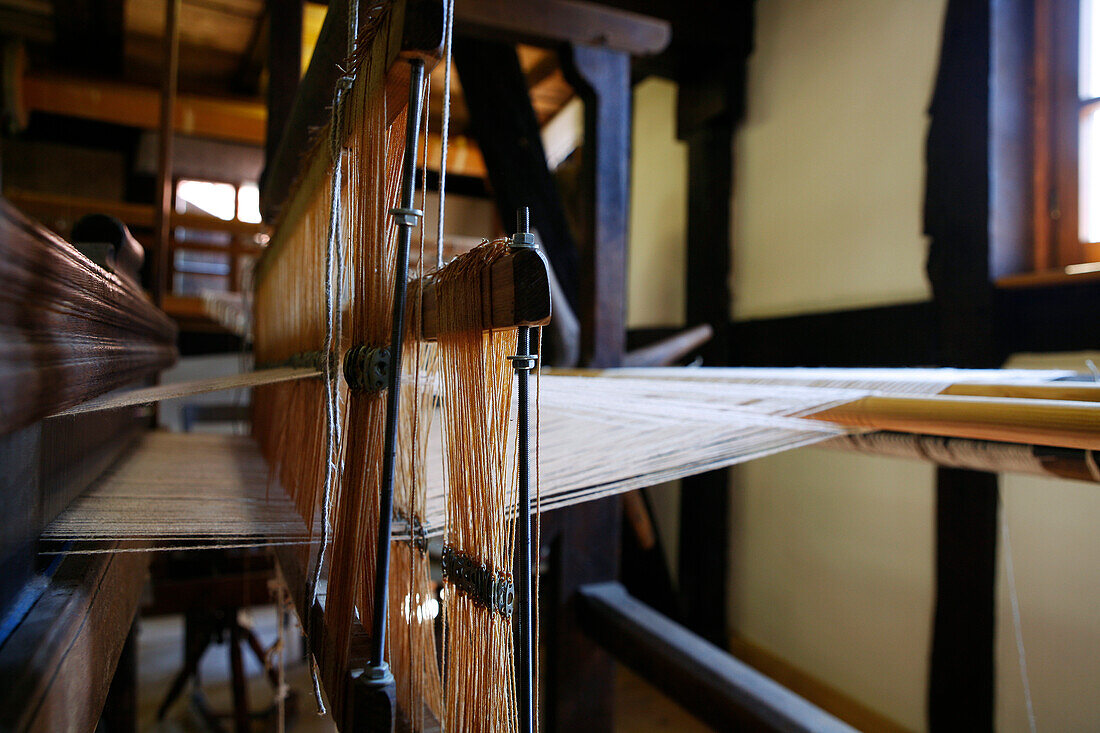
[452,38,582,312]
[266,0,303,169]
[259,0,444,222]
[453,0,670,56]
[576,582,857,732]
[416,245,552,339]
[0,547,151,732]
[0,199,178,435]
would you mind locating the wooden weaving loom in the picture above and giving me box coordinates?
[5,2,1100,732]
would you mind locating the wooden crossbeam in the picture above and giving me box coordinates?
[5,189,267,238]
[576,582,856,732]
[454,0,670,56]
[22,73,266,145]
[417,246,552,340]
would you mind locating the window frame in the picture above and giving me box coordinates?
[1032,0,1100,270]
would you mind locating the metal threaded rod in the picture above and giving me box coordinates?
[370,58,426,667]
[511,206,535,733]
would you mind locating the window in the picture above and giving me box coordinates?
[1034,0,1100,272]
[169,179,267,296]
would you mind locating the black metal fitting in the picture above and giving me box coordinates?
[343,344,390,392]
[441,545,514,618]
[347,662,396,732]
[511,206,536,250]
[409,515,428,554]
[389,207,424,227]
[508,354,537,371]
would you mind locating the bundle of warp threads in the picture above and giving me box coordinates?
[438,239,523,731]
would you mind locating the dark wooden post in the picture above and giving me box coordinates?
[924,1,1000,729]
[672,3,754,646]
[266,0,303,178]
[99,621,139,732]
[453,38,581,310]
[677,114,734,647]
[153,0,180,306]
[561,44,631,368]
[543,498,622,732]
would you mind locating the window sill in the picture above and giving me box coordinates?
[995,265,1100,289]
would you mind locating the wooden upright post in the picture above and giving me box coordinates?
[453,38,581,311]
[153,0,180,306]
[266,0,302,173]
[673,1,755,646]
[924,1,1000,728]
[561,44,631,368]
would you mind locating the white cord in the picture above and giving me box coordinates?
[435,0,455,270]
[1002,502,1037,733]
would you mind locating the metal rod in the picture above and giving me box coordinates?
[370,58,426,666]
[512,206,535,733]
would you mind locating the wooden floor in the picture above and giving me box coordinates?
[136,605,711,732]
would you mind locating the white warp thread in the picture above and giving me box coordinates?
[51,367,319,417]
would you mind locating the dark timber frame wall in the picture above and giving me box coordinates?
[924,1,998,728]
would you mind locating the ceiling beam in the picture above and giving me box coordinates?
[454,0,670,56]
[22,73,266,144]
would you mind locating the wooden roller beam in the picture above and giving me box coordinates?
[809,394,1100,451]
[417,246,553,340]
[941,381,1100,402]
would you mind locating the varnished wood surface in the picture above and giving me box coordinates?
[810,393,1100,451]
[22,73,266,145]
[0,548,150,732]
[942,380,1100,402]
[417,246,552,339]
[260,0,444,223]
[577,581,856,732]
[0,198,178,436]
[454,0,670,56]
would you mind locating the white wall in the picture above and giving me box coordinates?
[731,0,943,320]
[730,449,935,730]
[722,1,947,729]
[614,7,1100,729]
[627,78,688,329]
[996,472,1100,732]
[993,352,1100,732]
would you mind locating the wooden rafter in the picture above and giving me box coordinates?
[22,72,266,144]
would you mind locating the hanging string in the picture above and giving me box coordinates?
[1002,501,1037,733]
[305,0,364,713]
[435,0,455,270]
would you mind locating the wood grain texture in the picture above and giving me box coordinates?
[577,582,857,733]
[454,0,669,56]
[22,73,266,144]
[0,198,178,436]
[810,394,1100,451]
[0,549,150,732]
[417,247,552,339]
